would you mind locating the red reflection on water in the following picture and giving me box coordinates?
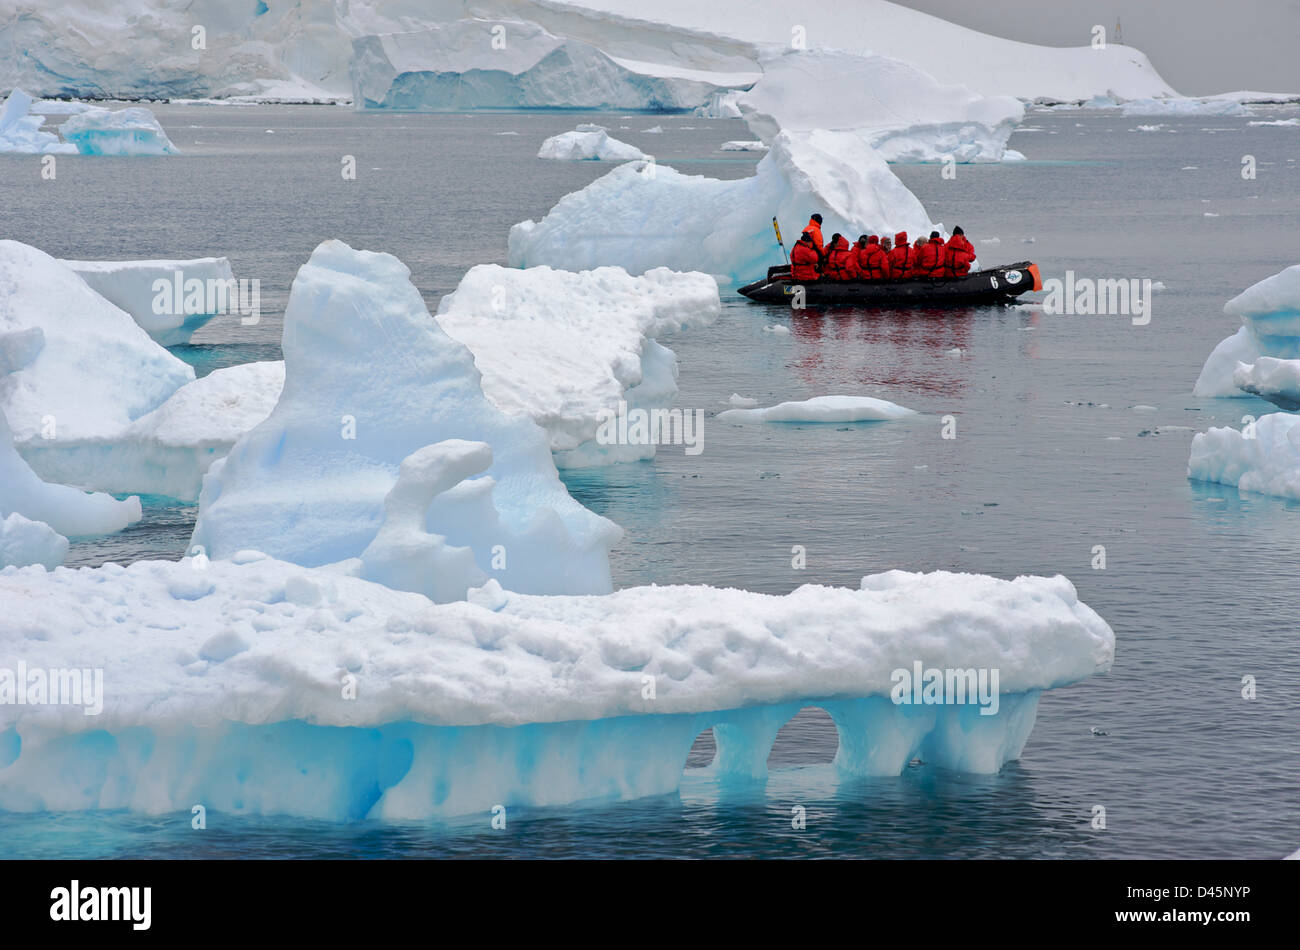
[788,306,982,395]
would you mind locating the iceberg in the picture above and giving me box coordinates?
[57,105,179,155]
[537,124,646,161]
[1188,412,1300,500]
[1231,357,1300,410]
[435,264,718,466]
[189,240,620,595]
[0,88,75,154]
[719,140,767,152]
[717,395,917,424]
[21,362,285,503]
[509,129,932,282]
[0,557,1114,819]
[736,49,1025,163]
[694,90,744,118]
[0,408,140,540]
[62,257,238,346]
[350,19,729,111]
[0,241,194,449]
[1194,265,1300,397]
[0,512,67,570]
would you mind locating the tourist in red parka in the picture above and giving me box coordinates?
[804,213,825,254]
[857,235,891,280]
[824,234,856,280]
[790,231,821,282]
[916,231,945,277]
[945,226,976,277]
[889,231,913,278]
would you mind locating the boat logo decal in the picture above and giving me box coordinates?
[1005,270,1022,284]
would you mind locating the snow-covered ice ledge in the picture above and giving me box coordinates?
[0,559,1113,819]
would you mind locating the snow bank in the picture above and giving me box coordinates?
[1188,412,1300,500]
[0,512,67,570]
[1119,97,1248,117]
[736,49,1024,163]
[0,556,1113,818]
[537,124,645,161]
[0,241,194,448]
[22,362,285,503]
[1194,265,1300,397]
[0,409,140,539]
[717,395,917,424]
[62,257,237,346]
[0,88,74,154]
[58,105,179,155]
[509,129,932,282]
[190,239,619,596]
[351,18,729,111]
[435,264,718,465]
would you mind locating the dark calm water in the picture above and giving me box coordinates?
[2,104,1299,858]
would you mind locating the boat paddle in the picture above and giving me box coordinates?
[772,216,790,265]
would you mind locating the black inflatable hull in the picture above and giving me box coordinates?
[737,261,1043,307]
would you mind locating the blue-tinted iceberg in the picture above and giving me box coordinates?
[1194,264,1300,397]
[0,557,1114,819]
[189,240,620,595]
[0,88,75,154]
[58,105,179,155]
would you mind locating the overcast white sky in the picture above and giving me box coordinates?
[894,0,1300,95]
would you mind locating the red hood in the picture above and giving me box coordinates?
[894,232,907,245]
[867,235,879,245]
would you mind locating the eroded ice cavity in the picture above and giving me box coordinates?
[537,124,645,161]
[189,240,620,594]
[435,264,718,466]
[0,241,194,448]
[736,49,1025,163]
[717,395,917,424]
[509,129,931,281]
[62,257,238,346]
[1194,265,1300,398]
[0,558,1114,819]
[1188,412,1300,500]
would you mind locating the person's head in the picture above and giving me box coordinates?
[916,236,927,247]
[811,213,823,224]
[830,232,842,246]
[895,231,908,246]
[857,235,868,247]
[799,231,812,243]
[867,235,879,245]
[953,226,964,236]
[929,230,941,240]
[881,236,892,250]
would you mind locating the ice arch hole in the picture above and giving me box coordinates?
[767,707,839,767]
[682,707,840,771]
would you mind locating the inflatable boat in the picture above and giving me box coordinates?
[737,261,1042,306]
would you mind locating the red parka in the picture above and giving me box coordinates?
[790,237,821,281]
[945,234,975,277]
[916,238,944,277]
[888,231,913,278]
[857,237,891,280]
[824,235,857,280]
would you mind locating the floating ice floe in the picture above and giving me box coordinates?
[1119,97,1249,117]
[23,362,286,503]
[435,264,718,467]
[0,408,140,543]
[720,140,767,151]
[0,88,74,154]
[537,124,645,161]
[728,393,759,408]
[0,557,1114,819]
[509,129,931,281]
[1194,264,1300,397]
[717,395,916,424]
[736,48,1024,163]
[0,241,194,450]
[190,239,620,597]
[61,257,239,346]
[1188,412,1300,499]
